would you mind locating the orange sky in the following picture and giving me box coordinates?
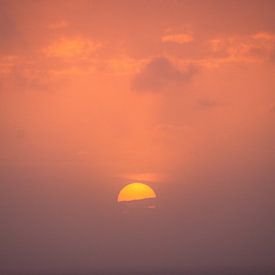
[0,0,274,273]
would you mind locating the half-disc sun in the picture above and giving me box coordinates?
[117,182,157,202]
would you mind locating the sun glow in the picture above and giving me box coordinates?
[117,183,157,202]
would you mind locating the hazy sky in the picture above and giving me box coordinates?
[0,0,274,273]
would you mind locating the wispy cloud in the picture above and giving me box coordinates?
[42,37,101,59]
[161,33,193,44]
[208,32,275,63]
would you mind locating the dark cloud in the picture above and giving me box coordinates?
[269,48,275,63]
[0,61,62,92]
[11,66,51,91]
[132,57,197,92]
[197,98,218,109]
[249,45,275,63]
[0,4,22,54]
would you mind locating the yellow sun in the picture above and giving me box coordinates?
[117,183,157,202]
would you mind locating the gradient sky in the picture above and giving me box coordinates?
[0,0,275,273]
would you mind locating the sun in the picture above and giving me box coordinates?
[117,183,157,202]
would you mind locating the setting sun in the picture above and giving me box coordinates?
[117,183,157,202]
[1,0,273,274]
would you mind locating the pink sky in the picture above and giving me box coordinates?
[0,0,274,273]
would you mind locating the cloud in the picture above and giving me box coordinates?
[0,35,103,92]
[197,98,218,109]
[120,172,165,183]
[43,37,101,60]
[10,66,51,91]
[208,32,275,63]
[106,56,147,74]
[47,20,69,30]
[161,33,193,44]
[0,55,60,92]
[132,57,197,92]
[0,9,21,54]
[252,32,275,42]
